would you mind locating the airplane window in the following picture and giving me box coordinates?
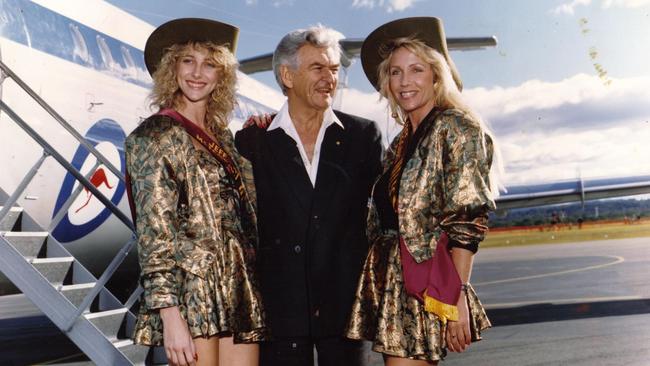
[68,24,91,64]
[96,35,116,70]
[233,103,243,119]
[120,45,137,78]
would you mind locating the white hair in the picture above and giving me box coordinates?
[272,25,343,95]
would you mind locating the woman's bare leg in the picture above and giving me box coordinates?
[193,336,219,366]
[219,336,259,366]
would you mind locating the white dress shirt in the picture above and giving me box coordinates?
[267,101,344,186]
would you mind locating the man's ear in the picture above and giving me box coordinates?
[280,65,293,90]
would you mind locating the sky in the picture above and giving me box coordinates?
[106,0,650,186]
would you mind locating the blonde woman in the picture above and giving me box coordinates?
[125,18,266,366]
[346,17,498,365]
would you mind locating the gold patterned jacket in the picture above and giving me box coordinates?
[368,108,496,263]
[125,114,257,310]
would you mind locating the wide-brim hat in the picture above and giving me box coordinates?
[361,17,462,91]
[144,18,239,75]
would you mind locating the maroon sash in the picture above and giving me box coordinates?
[125,109,250,226]
[157,108,250,204]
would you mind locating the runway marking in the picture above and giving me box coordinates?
[474,255,624,286]
[485,294,644,309]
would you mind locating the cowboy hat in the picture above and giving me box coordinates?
[361,17,462,91]
[144,18,239,75]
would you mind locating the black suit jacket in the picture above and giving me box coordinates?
[235,110,383,338]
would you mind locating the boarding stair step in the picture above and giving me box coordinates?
[0,68,145,364]
[32,257,75,286]
[46,341,150,366]
[0,206,23,231]
[57,340,150,366]
[0,235,138,364]
[114,339,149,365]
[1,231,48,258]
[60,283,96,308]
[85,308,128,341]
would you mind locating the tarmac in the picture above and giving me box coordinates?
[1,237,649,365]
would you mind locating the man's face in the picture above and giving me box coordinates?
[282,44,340,112]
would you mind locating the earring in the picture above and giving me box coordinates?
[391,109,403,126]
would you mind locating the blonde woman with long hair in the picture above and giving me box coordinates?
[125,18,266,366]
[346,17,498,365]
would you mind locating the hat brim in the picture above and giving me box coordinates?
[144,18,239,76]
[361,17,462,92]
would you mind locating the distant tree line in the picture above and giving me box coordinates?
[489,198,650,228]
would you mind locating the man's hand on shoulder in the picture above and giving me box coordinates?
[243,113,274,129]
[236,114,274,160]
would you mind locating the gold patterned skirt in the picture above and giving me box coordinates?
[133,229,267,345]
[345,231,490,361]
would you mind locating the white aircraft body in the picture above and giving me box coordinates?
[0,0,283,295]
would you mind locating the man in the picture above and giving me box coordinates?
[235,25,383,366]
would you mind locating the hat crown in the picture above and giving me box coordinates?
[144,18,239,76]
[360,17,462,91]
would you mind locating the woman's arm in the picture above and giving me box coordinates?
[446,247,473,353]
[438,112,495,352]
[126,126,197,365]
[126,131,180,310]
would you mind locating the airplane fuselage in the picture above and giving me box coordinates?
[0,0,281,294]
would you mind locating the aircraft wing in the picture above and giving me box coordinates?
[239,36,498,74]
[496,175,650,210]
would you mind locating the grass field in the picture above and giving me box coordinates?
[483,219,650,248]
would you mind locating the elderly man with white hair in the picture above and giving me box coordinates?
[236,25,383,366]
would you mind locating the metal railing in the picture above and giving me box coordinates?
[0,60,124,182]
[0,61,141,332]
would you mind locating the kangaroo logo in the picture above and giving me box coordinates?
[74,168,115,213]
[52,119,126,242]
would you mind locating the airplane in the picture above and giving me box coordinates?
[0,0,502,298]
[0,0,282,296]
[1,0,650,364]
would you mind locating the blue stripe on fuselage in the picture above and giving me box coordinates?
[0,0,151,88]
[0,0,276,118]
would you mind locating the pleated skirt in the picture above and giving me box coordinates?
[346,231,491,361]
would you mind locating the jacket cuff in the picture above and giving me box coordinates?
[448,238,479,254]
[142,271,179,309]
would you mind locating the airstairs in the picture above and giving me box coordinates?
[0,61,157,364]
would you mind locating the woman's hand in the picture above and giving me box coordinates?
[160,306,197,366]
[445,292,471,353]
[243,113,273,129]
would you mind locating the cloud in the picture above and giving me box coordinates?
[552,0,592,15]
[351,0,419,13]
[272,0,294,7]
[245,0,257,5]
[552,0,650,15]
[465,74,650,183]
[338,74,650,185]
[464,74,650,136]
[602,0,650,7]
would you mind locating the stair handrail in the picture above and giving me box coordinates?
[0,60,124,183]
[0,100,142,326]
[0,58,146,364]
[0,100,134,232]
